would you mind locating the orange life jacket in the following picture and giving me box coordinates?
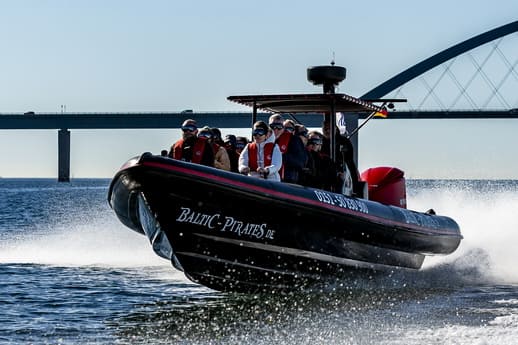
[172,137,207,164]
[247,142,274,171]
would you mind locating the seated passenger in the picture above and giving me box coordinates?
[199,126,231,171]
[210,127,224,146]
[223,134,240,173]
[321,119,360,195]
[235,136,248,155]
[295,124,309,146]
[283,119,296,134]
[300,131,337,191]
[238,121,282,181]
[168,119,214,167]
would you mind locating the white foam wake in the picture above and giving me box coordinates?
[0,215,171,269]
[410,184,518,284]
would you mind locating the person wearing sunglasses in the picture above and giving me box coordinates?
[283,119,296,134]
[299,131,337,191]
[238,121,282,181]
[322,119,360,195]
[223,134,240,173]
[235,136,248,155]
[268,114,306,184]
[168,119,215,167]
[295,124,309,146]
[198,126,231,171]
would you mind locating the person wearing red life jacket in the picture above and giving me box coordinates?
[238,121,282,181]
[268,114,306,184]
[168,119,214,167]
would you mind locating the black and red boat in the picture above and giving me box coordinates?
[108,65,462,292]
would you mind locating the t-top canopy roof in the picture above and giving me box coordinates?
[227,93,391,114]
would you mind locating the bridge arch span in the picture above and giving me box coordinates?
[361,20,518,99]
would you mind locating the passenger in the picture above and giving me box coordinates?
[321,119,360,195]
[210,127,224,146]
[300,131,321,189]
[295,124,309,146]
[199,126,231,171]
[238,121,282,181]
[301,131,337,191]
[223,134,240,173]
[168,119,214,167]
[235,136,248,155]
[160,149,168,157]
[283,119,296,134]
[322,119,349,164]
[268,114,306,184]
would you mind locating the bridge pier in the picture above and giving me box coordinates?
[58,128,70,182]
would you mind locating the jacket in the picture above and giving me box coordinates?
[238,134,282,181]
[213,143,231,171]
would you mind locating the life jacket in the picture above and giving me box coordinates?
[276,131,292,154]
[247,142,274,171]
[172,137,207,164]
[275,132,292,179]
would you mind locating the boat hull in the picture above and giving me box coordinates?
[108,153,462,292]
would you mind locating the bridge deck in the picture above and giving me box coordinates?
[1,110,517,130]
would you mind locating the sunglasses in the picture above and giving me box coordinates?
[308,138,323,145]
[198,131,212,139]
[298,130,308,137]
[284,127,295,133]
[181,125,197,133]
[235,143,246,149]
[252,129,267,136]
[269,123,284,130]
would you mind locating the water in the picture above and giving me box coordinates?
[1,178,517,344]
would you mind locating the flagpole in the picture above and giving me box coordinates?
[346,103,387,139]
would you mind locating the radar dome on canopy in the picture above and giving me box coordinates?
[307,65,346,94]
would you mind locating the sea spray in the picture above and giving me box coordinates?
[408,180,518,284]
[0,219,171,268]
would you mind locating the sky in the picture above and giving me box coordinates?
[0,0,517,179]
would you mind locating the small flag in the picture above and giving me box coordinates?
[373,109,388,118]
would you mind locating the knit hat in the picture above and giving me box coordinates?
[253,120,269,133]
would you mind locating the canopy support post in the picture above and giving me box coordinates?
[345,114,359,167]
[329,98,336,165]
[252,101,257,139]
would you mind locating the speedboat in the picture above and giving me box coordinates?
[108,65,462,292]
